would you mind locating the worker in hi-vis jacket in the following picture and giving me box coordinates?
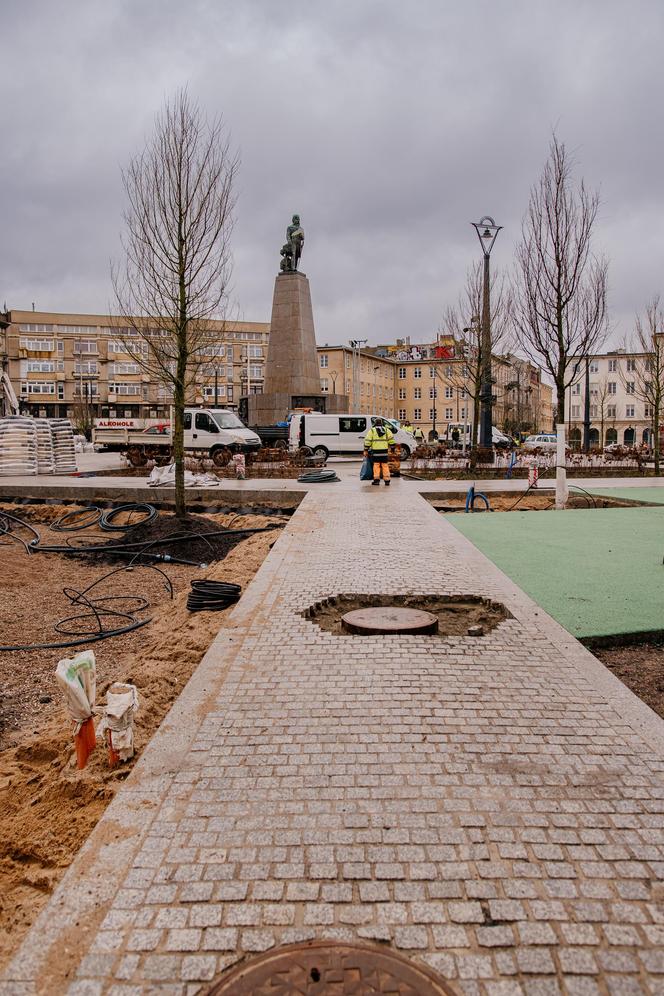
[364,417,395,486]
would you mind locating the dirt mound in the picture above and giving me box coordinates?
[0,514,280,971]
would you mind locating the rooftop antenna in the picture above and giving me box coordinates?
[32,302,35,311]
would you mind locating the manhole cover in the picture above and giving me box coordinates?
[341,606,439,635]
[207,941,454,994]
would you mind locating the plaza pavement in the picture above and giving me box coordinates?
[2,479,664,995]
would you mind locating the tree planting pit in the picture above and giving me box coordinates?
[304,593,510,637]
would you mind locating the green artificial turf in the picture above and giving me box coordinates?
[587,486,664,505]
[448,506,664,638]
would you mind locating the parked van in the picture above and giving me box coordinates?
[289,413,414,459]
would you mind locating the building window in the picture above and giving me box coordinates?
[21,381,56,395]
[627,358,636,372]
[25,360,55,373]
[429,387,437,399]
[249,365,263,379]
[57,384,65,400]
[19,323,53,332]
[413,387,422,399]
[589,361,599,374]
[590,405,598,417]
[413,408,422,420]
[398,387,406,400]
[108,361,140,376]
[608,358,617,372]
[571,405,580,418]
[345,354,350,369]
[413,367,422,378]
[571,383,581,395]
[445,407,453,420]
[445,366,453,378]
[75,361,98,375]
[398,409,407,420]
[626,405,635,418]
[320,354,328,368]
[109,382,141,396]
[57,341,64,354]
[444,386,453,399]
[429,366,436,378]
[321,378,329,393]
[645,404,653,417]
[460,407,467,419]
[398,367,406,379]
[428,409,436,421]
[607,405,616,418]
[608,382,616,394]
[626,382,635,394]
[73,340,98,354]
[202,385,226,398]
[19,337,54,351]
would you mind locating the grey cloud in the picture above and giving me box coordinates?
[1,0,663,346]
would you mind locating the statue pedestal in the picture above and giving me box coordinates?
[246,271,349,426]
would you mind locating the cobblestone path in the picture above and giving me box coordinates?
[3,486,664,995]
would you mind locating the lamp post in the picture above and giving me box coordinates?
[582,356,591,453]
[471,216,502,448]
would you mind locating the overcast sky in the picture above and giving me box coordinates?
[2,0,662,350]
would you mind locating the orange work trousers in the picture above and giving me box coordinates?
[372,454,390,480]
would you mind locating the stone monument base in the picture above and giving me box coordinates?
[246,392,349,428]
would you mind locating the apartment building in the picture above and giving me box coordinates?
[317,346,396,416]
[3,310,269,421]
[494,354,554,435]
[566,349,653,448]
[315,336,551,439]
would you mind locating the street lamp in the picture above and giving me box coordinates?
[471,215,502,448]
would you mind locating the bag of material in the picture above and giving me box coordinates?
[360,456,373,481]
[97,682,139,765]
[55,650,97,769]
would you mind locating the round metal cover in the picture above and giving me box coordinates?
[341,606,439,636]
[207,940,454,994]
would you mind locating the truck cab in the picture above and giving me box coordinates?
[183,408,261,456]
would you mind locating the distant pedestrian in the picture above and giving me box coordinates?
[402,419,414,434]
[413,425,424,445]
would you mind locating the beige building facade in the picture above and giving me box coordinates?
[2,310,269,421]
[566,349,654,448]
[317,339,552,439]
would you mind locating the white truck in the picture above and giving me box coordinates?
[289,413,415,459]
[92,408,261,467]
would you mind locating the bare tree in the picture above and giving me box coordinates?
[112,89,238,515]
[595,375,611,449]
[442,261,512,445]
[513,135,608,425]
[623,296,664,473]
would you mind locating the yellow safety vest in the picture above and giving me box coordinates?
[364,426,394,453]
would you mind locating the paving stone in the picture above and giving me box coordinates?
[6,486,664,993]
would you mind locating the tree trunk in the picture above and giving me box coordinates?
[654,406,660,477]
[173,375,186,518]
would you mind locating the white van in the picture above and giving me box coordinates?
[289,413,414,459]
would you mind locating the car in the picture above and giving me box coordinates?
[522,433,558,452]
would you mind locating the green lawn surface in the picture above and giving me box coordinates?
[587,486,664,505]
[448,506,664,638]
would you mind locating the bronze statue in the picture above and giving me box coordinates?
[280,214,305,272]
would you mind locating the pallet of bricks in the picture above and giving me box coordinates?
[0,416,77,476]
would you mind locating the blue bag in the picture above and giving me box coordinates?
[360,456,373,481]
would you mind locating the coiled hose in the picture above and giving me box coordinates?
[297,469,340,483]
[187,580,242,612]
